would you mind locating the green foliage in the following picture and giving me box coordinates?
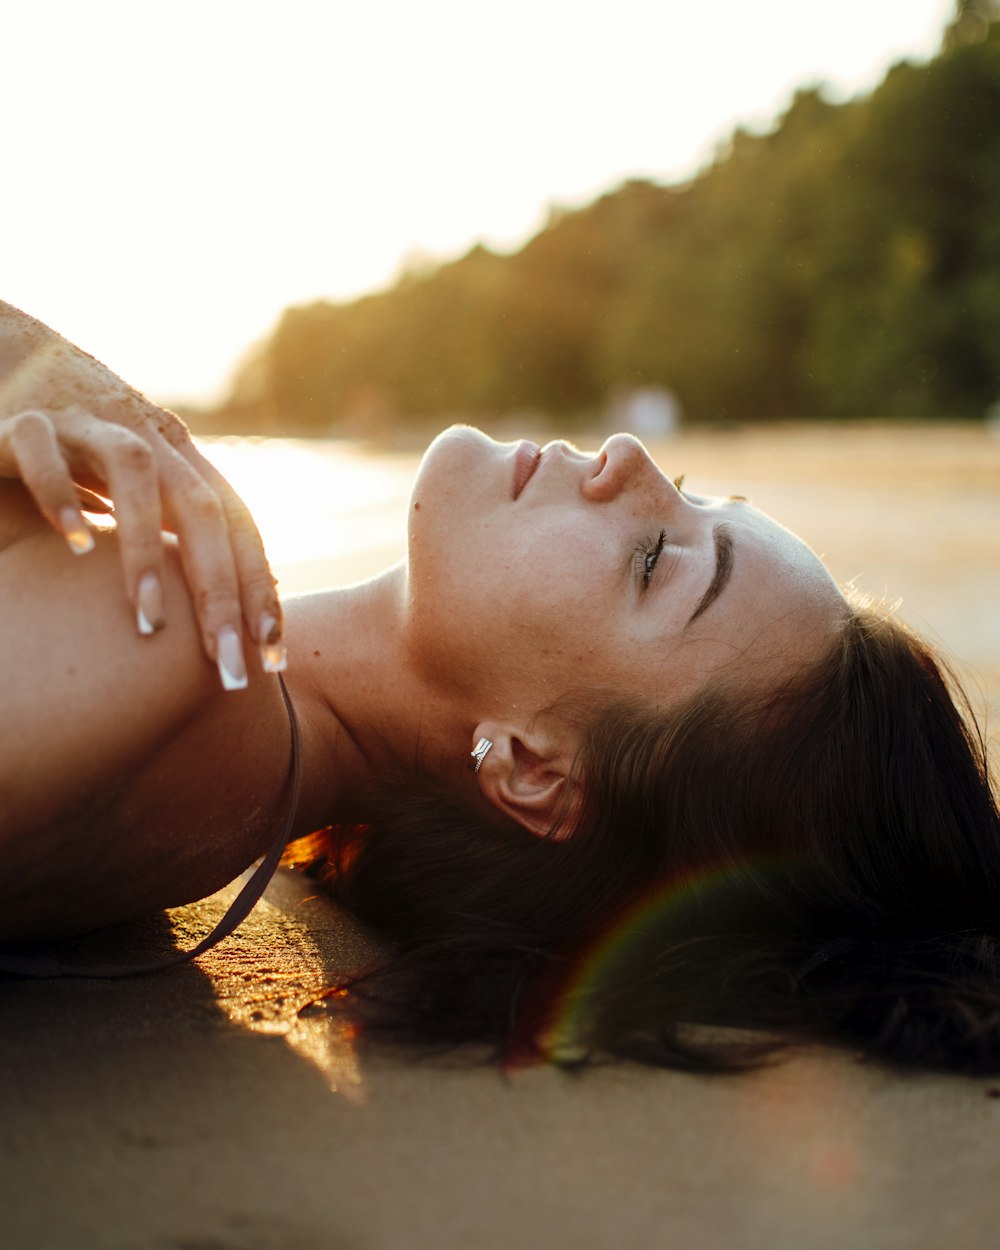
[219,14,1000,432]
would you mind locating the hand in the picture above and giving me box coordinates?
[0,304,285,690]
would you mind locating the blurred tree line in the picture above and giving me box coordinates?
[215,3,1000,434]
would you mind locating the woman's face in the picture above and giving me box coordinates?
[403,427,846,718]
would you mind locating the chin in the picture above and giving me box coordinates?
[423,423,493,457]
[406,426,492,572]
[412,425,497,498]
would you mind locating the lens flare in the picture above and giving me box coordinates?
[529,854,801,1066]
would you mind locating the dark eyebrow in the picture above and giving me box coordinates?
[685,523,735,627]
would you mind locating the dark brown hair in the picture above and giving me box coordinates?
[300,603,1000,1073]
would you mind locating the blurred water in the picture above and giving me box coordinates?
[199,436,418,591]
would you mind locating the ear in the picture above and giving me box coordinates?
[471,721,584,842]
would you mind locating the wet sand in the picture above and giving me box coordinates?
[3,422,999,1249]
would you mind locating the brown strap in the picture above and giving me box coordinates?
[0,672,303,979]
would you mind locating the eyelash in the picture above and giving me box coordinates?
[633,529,667,590]
[631,474,687,591]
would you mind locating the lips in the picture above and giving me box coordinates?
[512,441,542,499]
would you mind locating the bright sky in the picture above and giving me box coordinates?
[4,0,955,405]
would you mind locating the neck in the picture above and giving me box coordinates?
[279,564,461,832]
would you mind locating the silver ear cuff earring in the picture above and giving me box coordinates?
[470,737,493,773]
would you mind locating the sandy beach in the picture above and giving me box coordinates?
[3,421,999,1249]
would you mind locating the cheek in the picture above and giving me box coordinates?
[483,532,621,665]
[408,505,629,695]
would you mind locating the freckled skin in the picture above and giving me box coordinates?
[403,426,847,721]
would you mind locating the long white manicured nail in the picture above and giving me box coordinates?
[216,625,248,691]
[258,611,287,673]
[136,571,166,636]
[60,506,94,555]
[260,640,287,673]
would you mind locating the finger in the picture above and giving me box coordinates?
[171,440,285,671]
[68,422,168,636]
[88,394,280,683]
[0,410,95,554]
[113,400,283,669]
[152,447,250,690]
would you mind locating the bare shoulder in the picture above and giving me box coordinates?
[0,502,288,938]
[0,505,213,822]
[0,480,49,550]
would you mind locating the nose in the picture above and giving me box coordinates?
[580,434,656,503]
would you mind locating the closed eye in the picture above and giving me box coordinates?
[632,529,667,590]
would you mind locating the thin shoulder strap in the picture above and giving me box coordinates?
[0,672,303,979]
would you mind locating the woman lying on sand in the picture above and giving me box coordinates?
[1,300,998,1072]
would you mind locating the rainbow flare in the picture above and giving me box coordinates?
[531,853,799,1065]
